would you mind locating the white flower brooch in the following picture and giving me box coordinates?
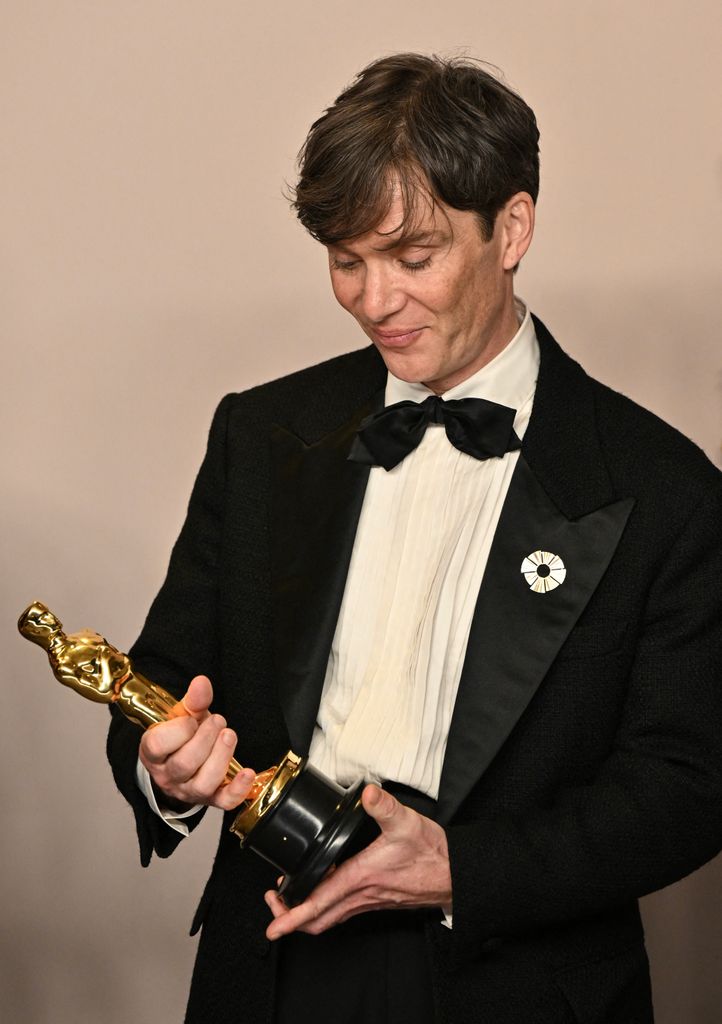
[521,550,567,593]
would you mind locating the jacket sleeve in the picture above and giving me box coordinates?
[106,394,234,865]
[445,479,722,958]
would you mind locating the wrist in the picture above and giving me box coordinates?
[150,778,196,813]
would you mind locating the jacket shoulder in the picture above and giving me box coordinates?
[589,375,722,505]
[529,315,721,526]
[217,346,386,438]
[533,313,721,504]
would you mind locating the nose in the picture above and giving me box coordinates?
[359,264,405,323]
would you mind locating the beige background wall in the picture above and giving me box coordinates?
[3,2,721,1022]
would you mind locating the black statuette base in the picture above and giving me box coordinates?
[245,761,373,907]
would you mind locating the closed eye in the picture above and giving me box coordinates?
[330,257,360,272]
[400,256,432,272]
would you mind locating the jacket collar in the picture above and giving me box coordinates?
[523,315,615,519]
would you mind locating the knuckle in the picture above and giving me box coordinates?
[169,750,196,781]
[200,714,224,737]
[231,773,252,796]
[142,731,165,760]
[151,765,170,788]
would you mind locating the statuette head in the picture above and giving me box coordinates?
[18,601,63,649]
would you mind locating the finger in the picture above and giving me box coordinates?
[281,852,404,935]
[265,881,371,939]
[361,784,405,831]
[140,715,200,767]
[195,726,260,811]
[293,893,376,935]
[178,674,214,721]
[264,889,288,921]
[184,727,240,801]
[266,897,320,939]
[265,855,366,940]
[160,714,228,784]
[210,764,257,811]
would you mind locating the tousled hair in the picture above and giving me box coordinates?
[292,53,540,245]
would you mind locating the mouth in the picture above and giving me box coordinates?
[370,326,425,349]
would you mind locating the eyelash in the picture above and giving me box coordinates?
[401,257,432,273]
[331,256,432,273]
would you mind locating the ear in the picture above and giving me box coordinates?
[499,192,535,271]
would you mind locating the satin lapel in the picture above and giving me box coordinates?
[270,396,381,754]
[436,456,634,824]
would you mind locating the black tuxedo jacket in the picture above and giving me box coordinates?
[108,317,722,1024]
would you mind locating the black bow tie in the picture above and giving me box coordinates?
[348,395,521,471]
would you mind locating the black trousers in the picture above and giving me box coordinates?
[274,909,436,1024]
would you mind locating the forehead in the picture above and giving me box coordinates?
[335,187,461,252]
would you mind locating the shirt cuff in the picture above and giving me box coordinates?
[135,758,204,837]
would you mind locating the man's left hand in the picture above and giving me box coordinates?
[264,784,452,938]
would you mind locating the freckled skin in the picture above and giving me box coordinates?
[327,189,534,394]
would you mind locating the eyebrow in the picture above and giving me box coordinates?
[332,231,448,256]
[373,231,444,251]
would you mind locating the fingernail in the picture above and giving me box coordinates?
[222,729,236,747]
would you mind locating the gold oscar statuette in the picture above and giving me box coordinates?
[18,601,370,904]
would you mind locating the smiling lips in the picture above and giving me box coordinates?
[371,326,426,348]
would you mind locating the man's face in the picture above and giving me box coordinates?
[327,190,525,394]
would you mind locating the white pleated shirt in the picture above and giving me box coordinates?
[308,302,539,799]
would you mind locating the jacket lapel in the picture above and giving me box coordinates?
[436,456,634,823]
[436,317,635,823]
[269,360,385,754]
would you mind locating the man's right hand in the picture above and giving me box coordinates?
[139,675,256,812]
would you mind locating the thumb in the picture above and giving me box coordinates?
[362,784,404,832]
[179,674,214,721]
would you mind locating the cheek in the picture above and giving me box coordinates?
[450,270,495,326]
[424,276,477,335]
[410,278,453,316]
[330,275,357,314]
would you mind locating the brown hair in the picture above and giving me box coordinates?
[292,53,540,245]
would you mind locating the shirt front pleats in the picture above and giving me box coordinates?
[309,420,525,799]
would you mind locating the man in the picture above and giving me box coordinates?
[107,54,722,1023]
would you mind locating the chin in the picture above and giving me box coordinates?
[377,351,439,387]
